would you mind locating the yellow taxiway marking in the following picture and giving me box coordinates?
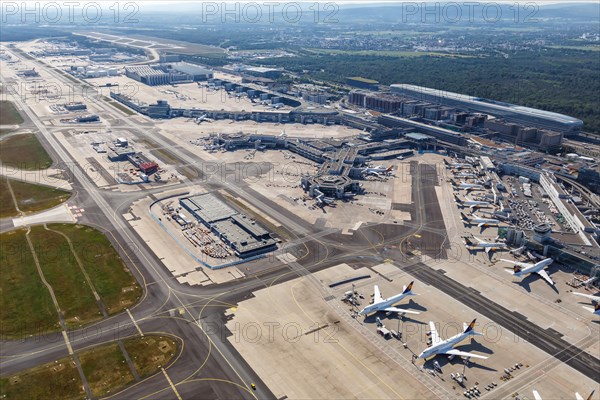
[161,367,183,400]
[62,331,74,355]
[127,308,144,337]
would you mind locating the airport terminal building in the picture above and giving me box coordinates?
[390,84,583,134]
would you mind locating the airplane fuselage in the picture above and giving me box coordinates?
[514,258,553,278]
[418,332,474,359]
[359,293,410,315]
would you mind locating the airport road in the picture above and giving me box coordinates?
[0,61,276,399]
[2,46,599,399]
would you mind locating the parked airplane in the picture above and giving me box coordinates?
[362,165,393,177]
[500,258,555,286]
[444,159,471,169]
[417,319,488,360]
[577,390,596,400]
[533,389,595,400]
[460,212,500,228]
[454,172,477,179]
[573,291,600,304]
[454,194,491,210]
[586,302,600,317]
[450,179,485,192]
[464,236,508,253]
[359,282,420,316]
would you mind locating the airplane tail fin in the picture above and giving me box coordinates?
[403,281,414,294]
[454,194,462,203]
[450,178,457,186]
[513,265,523,274]
[594,302,600,312]
[460,212,469,221]
[464,237,474,246]
[444,159,449,166]
[464,319,477,333]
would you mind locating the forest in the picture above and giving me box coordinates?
[259,49,600,134]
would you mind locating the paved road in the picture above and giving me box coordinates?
[2,45,599,400]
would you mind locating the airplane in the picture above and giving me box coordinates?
[454,194,491,210]
[359,282,420,316]
[362,165,393,177]
[586,302,600,317]
[572,292,600,303]
[499,258,555,286]
[533,389,595,400]
[417,319,488,361]
[577,390,595,400]
[464,236,508,253]
[454,172,477,179]
[444,159,471,169]
[450,179,485,192]
[460,212,500,228]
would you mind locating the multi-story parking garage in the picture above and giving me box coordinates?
[390,84,583,134]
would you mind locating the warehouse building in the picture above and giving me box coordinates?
[179,193,277,258]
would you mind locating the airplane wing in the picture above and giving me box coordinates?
[428,321,441,345]
[536,270,555,286]
[472,236,484,244]
[533,390,543,400]
[572,292,600,302]
[500,259,533,269]
[444,349,488,360]
[477,222,486,228]
[383,307,420,315]
[373,285,383,303]
[485,247,492,254]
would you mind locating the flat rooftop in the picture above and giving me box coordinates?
[180,193,237,223]
[391,84,583,126]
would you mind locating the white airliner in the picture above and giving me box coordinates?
[587,302,600,317]
[460,212,500,228]
[454,194,491,210]
[454,172,477,179]
[572,292,600,303]
[444,159,471,169]
[362,165,393,177]
[500,258,555,286]
[464,236,508,253]
[359,282,420,316]
[533,389,595,400]
[417,319,488,360]
[450,179,485,192]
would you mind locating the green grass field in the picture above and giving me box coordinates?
[0,101,24,125]
[0,178,71,218]
[0,224,142,337]
[0,133,52,170]
[0,229,59,338]
[0,179,17,218]
[50,224,142,314]
[29,226,103,327]
[0,335,176,400]
[124,335,178,377]
[80,341,134,398]
[108,101,136,115]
